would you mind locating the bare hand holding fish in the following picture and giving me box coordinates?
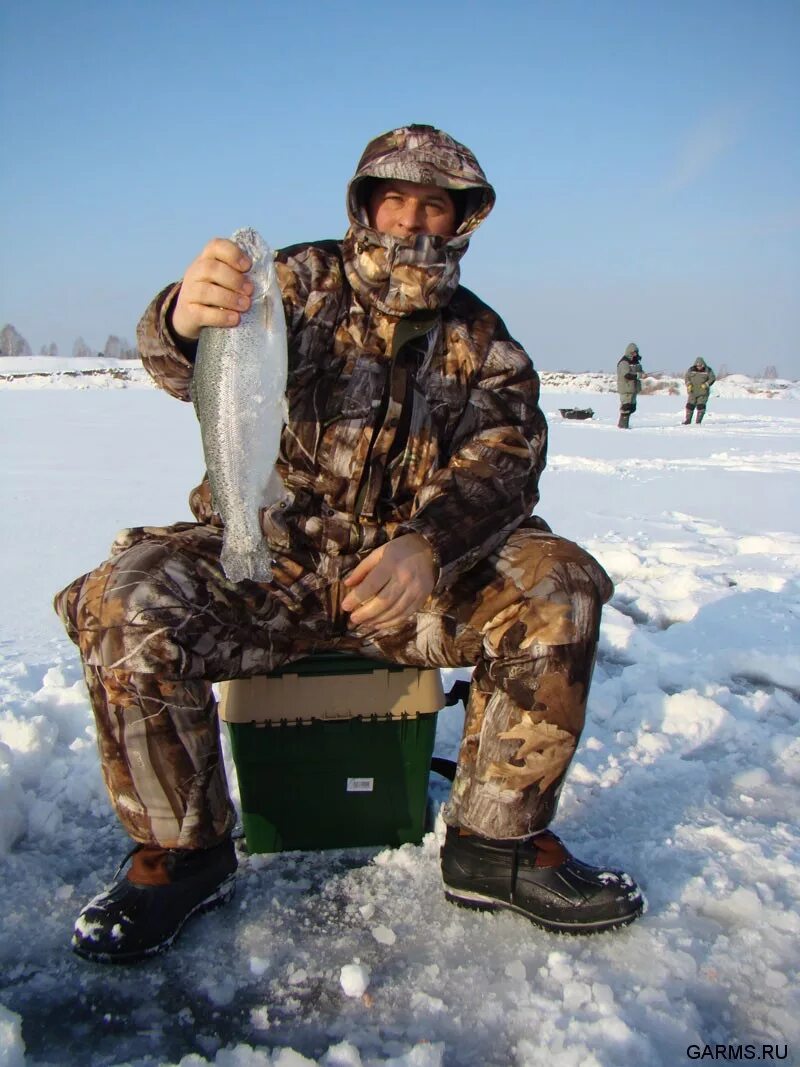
[192,229,288,583]
[172,236,255,339]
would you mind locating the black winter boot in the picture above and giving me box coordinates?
[441,827,644,934]
[683,406,694,424]
[695,407,705,423]
[72,838,237,964]
[617,412,630,429]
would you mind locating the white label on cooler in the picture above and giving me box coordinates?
[346,777,374,793]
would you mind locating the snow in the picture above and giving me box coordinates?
[1,374,799,1066]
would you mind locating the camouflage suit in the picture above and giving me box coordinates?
[55,126,613,848]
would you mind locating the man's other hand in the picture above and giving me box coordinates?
[171,238,254,342]
[342,534,435,632]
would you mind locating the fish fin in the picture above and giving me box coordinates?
[263,466,288,507]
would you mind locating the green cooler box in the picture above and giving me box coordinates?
[219,653,444,853]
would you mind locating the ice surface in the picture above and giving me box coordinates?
[0,381,799,1065]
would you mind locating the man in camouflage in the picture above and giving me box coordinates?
[616,343,644,428]
[683,357,716,424]
[56,125,644,963]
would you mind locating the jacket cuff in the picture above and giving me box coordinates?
[137,283,196,401]
[164,288,199,361]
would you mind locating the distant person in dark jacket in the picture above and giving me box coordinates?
[683,358,716,424]
[616,343,644,428]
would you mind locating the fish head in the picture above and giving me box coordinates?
[231,227,274,299]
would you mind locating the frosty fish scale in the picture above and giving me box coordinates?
[193,228,287,583]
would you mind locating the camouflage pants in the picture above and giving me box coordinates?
[54,520,612,847]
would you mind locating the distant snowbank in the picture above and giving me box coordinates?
[0,356,150,389]
[2,358,799,399]
[0,357,140,373]
[539,370,800,400]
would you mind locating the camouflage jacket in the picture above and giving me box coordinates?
[137,126,547,591]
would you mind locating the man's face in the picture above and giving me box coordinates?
[367,179,457,238]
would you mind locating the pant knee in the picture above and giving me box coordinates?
[55,540,187,669]
[549,554,610,644]
[492,534,612,652]
[53,573,87,642]
[539,538,613,610]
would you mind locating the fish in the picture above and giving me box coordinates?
[193,227,288,583]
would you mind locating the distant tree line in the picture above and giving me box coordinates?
[0,324,137,360]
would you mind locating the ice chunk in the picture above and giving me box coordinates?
[371,924,396,945]
[340,963,371,998]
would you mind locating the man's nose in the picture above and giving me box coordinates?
[399,200,425,232]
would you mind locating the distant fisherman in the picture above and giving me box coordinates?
[55,124,645,964]
[617,342,645,428]
[683,357,716,424]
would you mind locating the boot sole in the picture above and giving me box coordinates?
[443,885,645,934]
[72,874,237,965]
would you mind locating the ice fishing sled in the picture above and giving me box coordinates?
[559,407,594,420]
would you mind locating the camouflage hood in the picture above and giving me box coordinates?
[343,124,496,316]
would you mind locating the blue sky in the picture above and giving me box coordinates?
[1,0,798,376]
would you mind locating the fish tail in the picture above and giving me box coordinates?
[221,539,273,584]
